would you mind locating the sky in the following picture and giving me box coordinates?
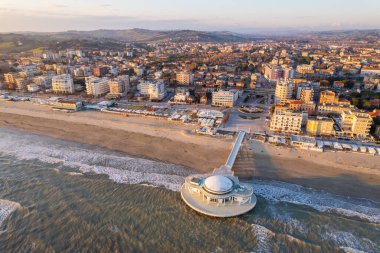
[0,0,379,33]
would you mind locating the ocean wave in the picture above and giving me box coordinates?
[0,199,21,227]
[323,231,378,253]
[0,129,188,191]
[251,180,380,224]
[251,224,274,253]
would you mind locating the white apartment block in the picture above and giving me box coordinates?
[138,80,166,101]
[212,90,238,107]
[275,79,293,105]
[85,76,109,97]
[270,110,305,134]
[340,110,373,138]
[52,74,74,94]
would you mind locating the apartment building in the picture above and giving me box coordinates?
[92,66,108,77]
[138,80,166,101]
[108,80,125,95]
[264,64,283,81]
[52,74,74,94]
[85,76,110,97]
[318,104,355,115]
[149,80,166,101]
[306,117,335,136]
[299,88,314,103]
[275,79,293,105]
[270,110,305,134]
[212,90,238,107]
[340,110,373,138]
[319,90,338,104]
[4,73,19,84]
[176,72,194,85]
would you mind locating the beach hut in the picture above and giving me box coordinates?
[333,142,343,151]
[341,143,352,151]
[350,144,359,152]
[368,147,377,155]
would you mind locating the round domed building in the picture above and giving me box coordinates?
[181,172,257,217]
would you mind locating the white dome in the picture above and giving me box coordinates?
[204,175,233,194]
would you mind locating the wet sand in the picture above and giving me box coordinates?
[233,140,380,201]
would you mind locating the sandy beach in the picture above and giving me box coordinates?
[0,100,379,200]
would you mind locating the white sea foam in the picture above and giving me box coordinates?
[251,180,380,224]
[0,199,21,227]
[251,224,274,253]
[0,129,189,191]
[323,231,378,253]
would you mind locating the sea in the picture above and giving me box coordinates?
[0,128,379,253]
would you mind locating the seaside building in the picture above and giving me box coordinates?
[306,117,335,136]
[212,90,238,107]
[318,104,355,115]
[270,110,305,134]
[52,74,74,94]
[275,79,293,105]
[108,80,125,95]
[148,80,166,101]
[85,76,110,97]
[138,80,166,101]
[54,99,84,112]
[340,110,373,138]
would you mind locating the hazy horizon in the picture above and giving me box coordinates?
[0,0,379,33]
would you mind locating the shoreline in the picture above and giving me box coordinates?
[0,102,379,201]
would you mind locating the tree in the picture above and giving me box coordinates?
[128,68,135,76]
[350,97,359,106]
[362,100,372,109]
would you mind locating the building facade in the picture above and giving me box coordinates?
[85,76,110,97]
[275,79,293,105]
[212,90,238,107]
[270,110,305,134]
[176,72,194,85]
[306,117,335,136]
[52,74,74,94]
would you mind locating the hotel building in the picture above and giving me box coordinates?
[85,76,110,97]
[52,74,75,94]
[275,79,293,105]
[139,80,166,101]
[270,110,305,134]
[306,117,335,136]
[340,110,373,138]
[212,90,238,107]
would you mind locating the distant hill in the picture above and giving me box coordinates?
[0,28,379,53]
[41,28,250,43]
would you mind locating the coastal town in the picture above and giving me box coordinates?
[1,36,380,156]
[1,0,380,251]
